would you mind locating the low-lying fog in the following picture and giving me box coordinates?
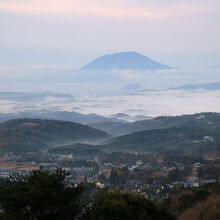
[0,67,220,118]
[0,87,220,118]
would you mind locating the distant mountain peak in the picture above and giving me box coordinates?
[81,51,170,70]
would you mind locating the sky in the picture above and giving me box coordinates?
[0,0,220,67]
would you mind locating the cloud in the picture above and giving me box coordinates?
[0,0,218,19]
[112,68,220,88]
[0,0,171,19]
[1,88,220,117]
[0,65,76,80]
[72,90,220,117]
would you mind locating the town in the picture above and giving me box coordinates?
[0,147,219,200]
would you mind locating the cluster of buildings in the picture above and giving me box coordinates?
[0,152,96,181]
[90,157,219,199]
[0,151,218,200]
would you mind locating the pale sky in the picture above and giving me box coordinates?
[0,0,220,67]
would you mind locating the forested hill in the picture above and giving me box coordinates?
[0,118,110,153]
[105,126,220,154]
[0,110,124,124]
[89,112,220,136]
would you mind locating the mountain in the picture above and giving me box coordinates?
[81,51,170,70]
[89,112,220,136]
[89,121,128,136]
[0,91,74,102]
[105,116,220,154]
[48,143,104,156]
[206,65,220,69]
[110,113,151,122]
[122,84,142,91]
[0,110,125,124]
[168,82,220,91]
[0,119,110,153]
[104,127,213,153]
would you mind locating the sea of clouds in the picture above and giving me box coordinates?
[0,67,220,118]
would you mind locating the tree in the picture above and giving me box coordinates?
[81,190,177,220]
[0,167,84,220]
[109,167,128,185]
[179,196,220,220]
[168,168,181,182]
[109,168,120,185]
[197,165,220,179]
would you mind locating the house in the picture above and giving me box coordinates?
[102,169,111,177]
[103,162,113,167]
[59,154,72,161]
[129,165,138,171]
[203,136,214,142]
[199,179,216,186]
[96,181,104,188]
[0,171,11,178]
[136,160,143,166]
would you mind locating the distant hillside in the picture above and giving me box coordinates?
[105,126,220,154]
[0,91,73,102]
[0,119,110,153]
[89,112,220,136]
[81,52,170,70]
[168,82,220,91]
[0,110,124,124]
[48,143,104,156]
[110,113,151,122]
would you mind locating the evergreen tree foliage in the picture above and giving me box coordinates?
[0,167,84,220]
[81,190,177,220]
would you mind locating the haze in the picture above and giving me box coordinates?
[0,0,220,67]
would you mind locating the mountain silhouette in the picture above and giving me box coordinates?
[81,51,170,70]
